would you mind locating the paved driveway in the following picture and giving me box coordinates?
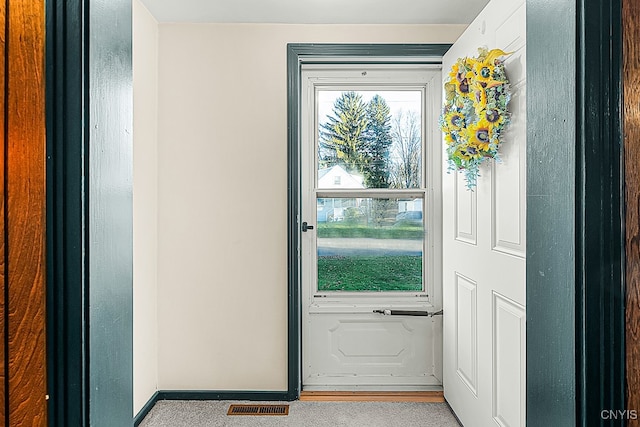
[317,238,423,257]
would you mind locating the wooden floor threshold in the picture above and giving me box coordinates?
[299,391,444,403]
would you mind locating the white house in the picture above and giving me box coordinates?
[317,165,364,222]
[317,164,364,189]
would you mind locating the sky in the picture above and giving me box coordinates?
[316,90,422,125]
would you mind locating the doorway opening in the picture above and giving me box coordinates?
[286,44,451,398]
[299,64,443,391]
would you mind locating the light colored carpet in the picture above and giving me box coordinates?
[139,400,462,427]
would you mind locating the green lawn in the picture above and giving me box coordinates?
[317,255,422,292]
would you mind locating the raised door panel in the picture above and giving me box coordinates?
[455,273,478,395]
[455,173,477,245]
[492,292,525,427]
[305,314,439,388]
[491,4,527,258]
[491,82,525,257]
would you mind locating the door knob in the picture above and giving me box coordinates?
[302,222,314,232]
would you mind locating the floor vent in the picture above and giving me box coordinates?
[227,404,289,416]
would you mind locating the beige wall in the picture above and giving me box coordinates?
[133,0,159,414]
[156,23,465,390]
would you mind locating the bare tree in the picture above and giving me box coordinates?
[390,110,422,189]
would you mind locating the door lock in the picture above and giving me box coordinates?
[302,222,314,232]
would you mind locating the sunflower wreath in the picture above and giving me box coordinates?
[439,47,512,190]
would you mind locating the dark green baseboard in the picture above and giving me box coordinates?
[159,390,290,401]
[134,391,159,426]
[133,390,291,425]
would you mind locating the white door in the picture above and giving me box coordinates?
[300,64,444,390]
[442,0,526,426]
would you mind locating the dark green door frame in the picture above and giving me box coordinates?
[285,43,452,400]
[46,0,134,425]
[46,0,89,424]
[577,1,626,423]
[526,0,625,425]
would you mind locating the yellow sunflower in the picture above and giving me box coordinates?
[443,111,465,131]
[449,60,475,96]
[456,144,483,161]
[448,62,461,81]
[448,63,465,86]
[466,119,493,152]
[484,108,504,126]
[474,49,511,88]
[473,61,495,83]
[444,132,455,145]
[453,77,471,96]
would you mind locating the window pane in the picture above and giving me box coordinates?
[317,90,422,189]
[317,197,424,292]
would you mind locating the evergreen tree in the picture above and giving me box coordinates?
[363,95,393,188]
[319,92,393,188]
[318,92,369,174]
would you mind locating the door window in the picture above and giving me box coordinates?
[310,82,436,296]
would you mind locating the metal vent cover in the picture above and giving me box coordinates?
[227,404,289,416]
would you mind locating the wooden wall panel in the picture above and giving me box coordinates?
[0,0,6,424]
[625,0,640,422]
[5,0,47,425]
